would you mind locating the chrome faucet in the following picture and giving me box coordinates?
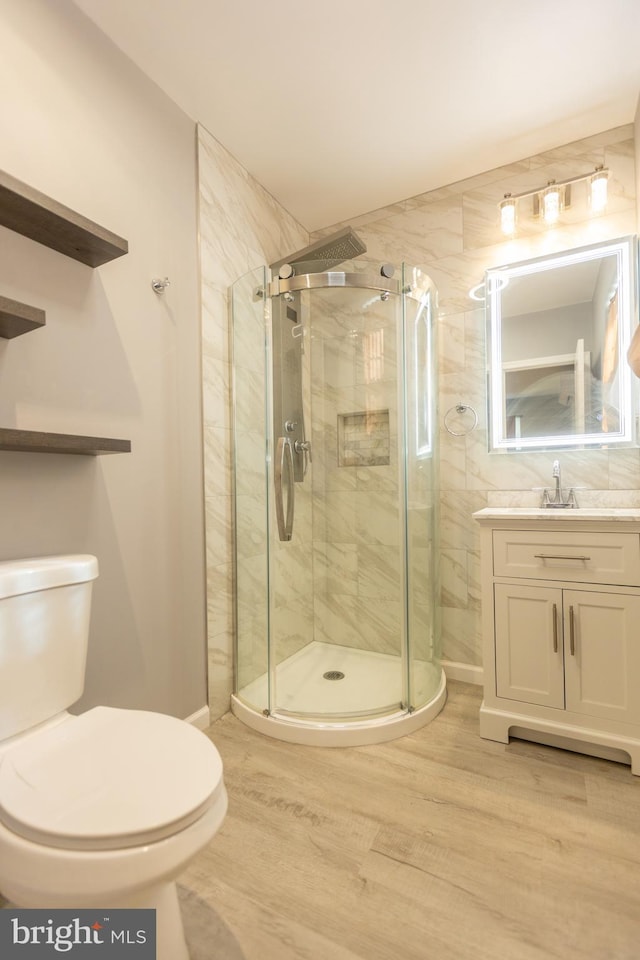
[542,460,578,508]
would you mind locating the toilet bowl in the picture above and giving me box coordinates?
[0,555,227,960]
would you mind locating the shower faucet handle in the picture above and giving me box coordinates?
[294,438,312,477]
[294,439,311,456]
[285,420,298,433]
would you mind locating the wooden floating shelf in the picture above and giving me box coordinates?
[0,170,128,267]
[0,428,131,456]
[0,294,46,339]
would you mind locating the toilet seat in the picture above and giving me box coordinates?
[0,706,224,851]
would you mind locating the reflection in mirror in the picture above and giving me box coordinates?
[486,236,638,452]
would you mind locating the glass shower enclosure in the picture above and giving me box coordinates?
[230,257,445,745]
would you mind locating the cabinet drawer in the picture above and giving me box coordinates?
[493,529,640,586]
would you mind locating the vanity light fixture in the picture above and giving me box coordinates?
[590,166,609,213]
[542,182,562,224]
[498,166,609,235]
[499,194,517,235]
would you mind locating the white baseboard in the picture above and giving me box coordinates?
[184,705,210,729]
[442,660,484,686]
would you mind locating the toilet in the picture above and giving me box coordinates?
[0,555,227,960]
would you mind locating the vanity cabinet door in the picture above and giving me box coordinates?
[563,589,640,725]
[494,583,565,708]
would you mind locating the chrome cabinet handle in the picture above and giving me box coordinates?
[275,437,295,541]
[569,605,576,656]
[534,554,591,561]
[552,602,558,653]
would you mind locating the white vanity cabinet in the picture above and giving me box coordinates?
[474,509,640,773]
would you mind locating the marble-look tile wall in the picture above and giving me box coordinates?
[311,125,638,669]
[308,281,437,674]
[309,287,402,656]
[230,266,270,699]
[198,125,308,720]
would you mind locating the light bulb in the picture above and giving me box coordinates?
[542,184,561,224]
[590,168,608,213]
[499,195,517,236]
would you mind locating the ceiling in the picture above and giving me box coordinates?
[72,0,640,232]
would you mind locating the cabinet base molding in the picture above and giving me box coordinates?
[480,703,640,773]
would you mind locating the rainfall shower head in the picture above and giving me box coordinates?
[270,226,367,276]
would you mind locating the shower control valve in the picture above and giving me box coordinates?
[294,439,312,460]
[284,420,298,433]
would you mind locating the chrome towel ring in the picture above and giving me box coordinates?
[444,403,478,437]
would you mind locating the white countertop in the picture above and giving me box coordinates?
[473,507,640,523]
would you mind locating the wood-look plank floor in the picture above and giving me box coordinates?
[183,680,640,960]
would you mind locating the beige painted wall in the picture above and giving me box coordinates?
[0,0,207,719]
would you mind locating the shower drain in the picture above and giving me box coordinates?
[323,670,345,681]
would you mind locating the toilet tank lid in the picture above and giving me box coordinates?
[0,555,98,600]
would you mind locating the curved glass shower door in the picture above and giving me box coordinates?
[231,261,441,734]
[273,281,404,719]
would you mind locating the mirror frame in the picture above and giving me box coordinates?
[486,236,638,452]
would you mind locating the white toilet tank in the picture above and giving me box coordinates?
[0,555,99,742]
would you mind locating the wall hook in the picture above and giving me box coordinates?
[151,277,170,295]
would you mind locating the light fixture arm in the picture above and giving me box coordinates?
[500,166,608,206]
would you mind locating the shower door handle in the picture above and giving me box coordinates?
[275,437,295,541]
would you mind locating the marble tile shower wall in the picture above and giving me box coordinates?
[231,269,270,694]
[310,124,638,668]
[309,287,403,656]
[198,125,309,720]
[232,275,316,691]
[268,289,315,673]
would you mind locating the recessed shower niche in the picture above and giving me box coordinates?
[229,236,444,745]
[337,409,390,467]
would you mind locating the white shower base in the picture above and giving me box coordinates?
[232,641,447,746]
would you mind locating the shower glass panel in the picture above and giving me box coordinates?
[231,266,270,713]
[277,283,403,719]
[231,260,442,740]
[403,268,439,710]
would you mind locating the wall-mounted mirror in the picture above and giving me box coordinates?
[486,236,638,452]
